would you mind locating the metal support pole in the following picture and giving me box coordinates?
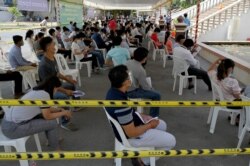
[194,0,201,44]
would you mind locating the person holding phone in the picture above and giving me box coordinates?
[71,35,99,72]
[105,65,176,166]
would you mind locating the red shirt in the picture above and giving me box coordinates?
[151,33,162,48]
[108,20,117,31]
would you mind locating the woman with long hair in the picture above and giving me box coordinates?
[208,58,242,101]
[25,29,35,52]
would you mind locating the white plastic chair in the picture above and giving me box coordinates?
[237,95,250,148]
[0,106,42,166]
[55,54,82,86]
[103,107,156,166]
[172,56,197,95]
[19,69,38,90]
[150,39,165,61]
[91,39,107,60]
[207,81,242,135]
[72,53,92,78]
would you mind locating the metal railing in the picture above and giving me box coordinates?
[190,0,250,37]
[172,0,224,20]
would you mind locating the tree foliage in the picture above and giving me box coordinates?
[8,7,22,21]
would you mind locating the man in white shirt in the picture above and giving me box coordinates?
[173,35,211,90]
[131,23,143,43]
[40,16,49,27]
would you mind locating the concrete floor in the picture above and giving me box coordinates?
[0,43,250,166]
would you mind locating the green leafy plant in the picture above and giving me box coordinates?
[8,7,22,22]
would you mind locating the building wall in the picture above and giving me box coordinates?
[199,9,250,42]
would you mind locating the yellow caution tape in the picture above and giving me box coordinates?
[0,148,249,160]
[0,99,249,107]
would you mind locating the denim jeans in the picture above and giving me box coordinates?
[90,50,104,67]
[53,82,75,125]
[127,88,161,117]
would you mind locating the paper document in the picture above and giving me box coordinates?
[73,90,85,98]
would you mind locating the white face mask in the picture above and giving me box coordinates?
[121,35,126,40]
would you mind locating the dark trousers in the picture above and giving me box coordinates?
[135,35,143,43]
[57,49,72,59]
[98,43,112,51]
[0,71,23,94]
[188,67,212,90]
[80,56,98,69]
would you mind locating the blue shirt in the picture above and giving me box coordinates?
[8,45,32,68]
[91,32,105,48]
[105,88,144,142]
[106,46,130,66]
[184,18,191,26]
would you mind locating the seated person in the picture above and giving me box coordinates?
[208,58,244,123]
[38,36,78,131]
[126,47,161,117]
[174,35,211,90]
[49,28,71,60]
[131,23,143,43]
[164,31,173,60]
[8,35,37,71]
[151,27,164,49]
[71,35,99,72]
[61,27,72,51]
[0,69,24,98]
[78,32,105,68]
[106,36,130,66]
[33,32,45,60]
[208,58,242,101]
[1,76,71,150]
[91,28,112,51]
[105,65,176,166]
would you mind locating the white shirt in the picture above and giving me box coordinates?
[61,32,72,50]
[5,90,50,123]
[40,19,47,27]
[71,42,84,61]
[131,28,142,37]
[208,70,242,101]
[173,44,198,68]
[69,31,76,39]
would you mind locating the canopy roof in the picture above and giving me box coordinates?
[84,0,161,10]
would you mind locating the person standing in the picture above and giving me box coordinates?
[183,13,191,38]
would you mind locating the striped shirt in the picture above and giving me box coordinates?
[105,88,144,142]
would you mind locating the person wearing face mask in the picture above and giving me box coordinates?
[38,36,78,131]
[8,35,37,71]
[173,35,212,90]
[49,28,72,60]
[61,27,72,51]
[71,35,99,72]
[105,65,175,166]
[126,47,161,118]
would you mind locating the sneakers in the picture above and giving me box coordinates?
[61,122,78,131]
